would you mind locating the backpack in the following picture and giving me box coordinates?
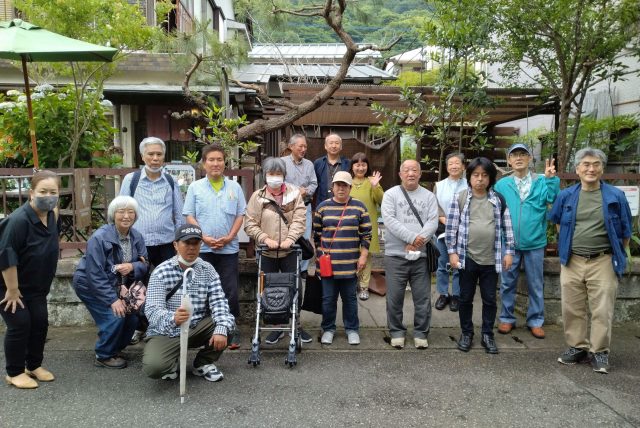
[129,169,177,223]
[457,189,506,218]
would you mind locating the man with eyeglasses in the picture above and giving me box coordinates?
[495,143,560,339]
[549,148,632,374]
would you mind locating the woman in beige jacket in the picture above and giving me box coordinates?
[244,157,311,343]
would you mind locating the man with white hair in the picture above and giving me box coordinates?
[121,137,184,267]
[550,147,632,374]
[120,137,184,343]
[281,133,317,275]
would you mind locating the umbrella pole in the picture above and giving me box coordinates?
[21,56,39,170]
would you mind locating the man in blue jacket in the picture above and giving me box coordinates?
[549,148,632,374]
[495,143,560,339]
[313,133,350,208]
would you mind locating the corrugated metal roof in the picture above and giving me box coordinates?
[249,43,381,60]
[233,63,395,83]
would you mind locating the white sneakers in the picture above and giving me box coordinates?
[192,363,224,382]
[347,331,360,345]
[321,331,360,345]
[390,337,405,349]
[321,331,334,345]
[414,338,429,349]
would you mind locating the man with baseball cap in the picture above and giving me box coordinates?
[494,143,560,339]
[142,224,235,382]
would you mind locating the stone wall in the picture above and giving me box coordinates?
[516,257,640,324]
[45,255,640,326]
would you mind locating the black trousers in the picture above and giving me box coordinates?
[200,252,240,318]
[146,243,175,270]
[0,293,49,377]
[458,257,498,337]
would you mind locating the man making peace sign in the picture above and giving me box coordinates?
[494,143,560,339]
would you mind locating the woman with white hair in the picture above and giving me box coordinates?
[73,196,149,369]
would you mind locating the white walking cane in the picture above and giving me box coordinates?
[179,267,194,404]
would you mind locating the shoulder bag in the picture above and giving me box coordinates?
[399,187,440,272]
[264,198,315,260]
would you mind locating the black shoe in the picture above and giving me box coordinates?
[435,294,450,310]
[299,329,313,343]
[449,296,459,312]
[557,347,589,365]
[481,334,499,354]
[591,352,609,374]
[265,331,284,344]
[457,333,473,352]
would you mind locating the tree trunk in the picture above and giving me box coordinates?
[555,101,572,173]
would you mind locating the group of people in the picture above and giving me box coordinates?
[0,133,632,389]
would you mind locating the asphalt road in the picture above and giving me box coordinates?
[2,327,640,428]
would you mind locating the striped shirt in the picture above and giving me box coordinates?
[313,197,372,278]
[145,256,236,338]
[445,188,515,273]
[120,168,184,246]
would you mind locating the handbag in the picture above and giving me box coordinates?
[264,199,315,260]
[118,280,147,314]
[399,186,440,272]
[318,202,349,278]
[301,273,323,314]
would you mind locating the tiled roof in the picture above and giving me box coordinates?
[233,63,394,83]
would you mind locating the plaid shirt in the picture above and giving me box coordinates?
[445,188,515,272]
[145,256,235,338]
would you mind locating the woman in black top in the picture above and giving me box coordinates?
[0,170,60,389]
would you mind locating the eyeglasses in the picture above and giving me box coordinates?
[579,161,603,170]
[509,151,530,159]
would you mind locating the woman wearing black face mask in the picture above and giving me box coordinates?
[0,170,60,389]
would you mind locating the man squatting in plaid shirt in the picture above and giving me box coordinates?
[142,224,235,382]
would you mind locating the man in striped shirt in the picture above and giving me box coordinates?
[120,137,184,344]
[142,224,235,382]
[121,137,184,267]
[313,171,371,346]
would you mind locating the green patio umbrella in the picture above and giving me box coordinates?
[0,19,118,169]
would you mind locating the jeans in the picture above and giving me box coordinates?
[75,287,138,360]
[458,257,498,337]
[384,255,432,339]
[0,293,49,377]
[499,248,545,327]
[435,237,460,297]
[301,204,312,273]
[200,252,240,318]
[321,276,359,333]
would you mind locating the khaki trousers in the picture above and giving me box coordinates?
[142,317,224,379]
[560,254,618,353]
[357,253,373,290]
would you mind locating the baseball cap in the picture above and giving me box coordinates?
[175,224,203,241]
[507,143,532,156]
[332,171,353,186]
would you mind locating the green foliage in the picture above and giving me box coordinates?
[492,0,640,171]
[384,70,440,87]
[190,100,259,167]
[0,86,119,168]
[238,0,433,59]
[569,115,640,161]
[12,0,159,167]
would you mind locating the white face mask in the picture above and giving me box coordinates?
[146,165,163,173]
[178,255,197,266]
[266,176,284,189]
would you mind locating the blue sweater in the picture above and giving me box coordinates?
[494,173,560,250]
